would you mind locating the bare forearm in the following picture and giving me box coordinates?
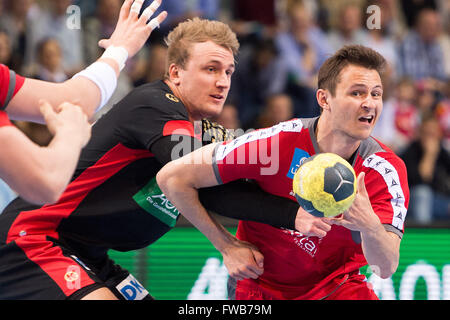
[0,129,85,204]
[158,172,236,252]
[361,225,400,279]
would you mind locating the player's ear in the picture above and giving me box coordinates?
[316,89,330,111]
[168,63,181,85]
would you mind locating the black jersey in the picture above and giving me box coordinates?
[0,80,299,299]
[0,81,202,257]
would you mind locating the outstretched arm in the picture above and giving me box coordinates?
[6,0,167,122]
[157,143,264,280]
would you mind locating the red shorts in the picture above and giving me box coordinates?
[233,275,379,300]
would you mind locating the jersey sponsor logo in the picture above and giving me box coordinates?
[286,148,310,179]
[116,274,149,300]
[133,177,180,227]
[363,154,407,230]
[165,93,180,103]
[65,265,81,290]
[282,229,322,257]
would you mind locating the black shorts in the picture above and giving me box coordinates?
[0,235,152,300]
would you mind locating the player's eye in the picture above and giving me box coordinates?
[372,91,383,98]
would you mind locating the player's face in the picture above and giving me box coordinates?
[327,65,383,141]
[177,41,235,120]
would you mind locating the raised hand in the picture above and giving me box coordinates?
[98,0,168,58]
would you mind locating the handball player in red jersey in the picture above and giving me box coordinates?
[0,0,167,204]
[158,45,410,300]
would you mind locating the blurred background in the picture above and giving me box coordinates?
[0,0,449,300]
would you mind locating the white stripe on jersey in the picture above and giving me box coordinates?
[215,119,303,161]
[362,154,407,231]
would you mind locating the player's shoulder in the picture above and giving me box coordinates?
[359,136,407,174]
[0,64,10,87]
[118,80,187,115]
[258,118,305,137]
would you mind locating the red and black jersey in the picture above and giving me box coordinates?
[0,80,300,264]
[0,81,199,259]
[213,117,410,299]
[0,64,25,126]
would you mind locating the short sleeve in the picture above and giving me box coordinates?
[362,152,410,235]
[212,128,280,184]
[0,110,12,127]
[113,83,196,151]
[0,64,25,111]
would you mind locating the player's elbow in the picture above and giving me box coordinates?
[372,259,399,279]
[383,261,399,279]
[29,175,65,204]
[156,164,175,194]
[25,159,68,204]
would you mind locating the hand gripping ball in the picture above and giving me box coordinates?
[293,153,356,217]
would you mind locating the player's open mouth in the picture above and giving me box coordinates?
[210,94,223,100]
[358,115,374,124]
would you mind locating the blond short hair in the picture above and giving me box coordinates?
[164,17,239,78]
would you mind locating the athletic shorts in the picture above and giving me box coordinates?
[0,235,152,300]
[228,274,379,300]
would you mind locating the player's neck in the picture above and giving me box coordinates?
[164,79,201,123]
[316,116,361,161]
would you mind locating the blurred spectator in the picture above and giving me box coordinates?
[0,30,12,66]
[133,43,168,87]
[367,0,407,40]
[83,0,121,65]
[371,66,397,147]
[83,0,134,120]
[74,0,99,18]
[373,77,420,153]
[156,0,220,40]
[437,7,450,79]
[30,38,68,82]
[214,102,241,131]
[255,93,294,129]
[226,0,280,46]
[275,2,330,119]
[317,0,366,32]
[400,113,450,224]
[362,1,401,78]
[0,0,37,72]
[228,37,289,129]
[435,82,450,151]
[400,0,437,28]
[275,2,332,89]
[327,3,367,51]
[397,8,447,82]
[24,0,85,75]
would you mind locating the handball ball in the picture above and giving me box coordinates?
[293,153,356,218]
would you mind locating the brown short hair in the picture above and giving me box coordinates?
[318,45,387,96]
[164,18,240,78]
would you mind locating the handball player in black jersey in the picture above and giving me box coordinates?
[0,18,303,300]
